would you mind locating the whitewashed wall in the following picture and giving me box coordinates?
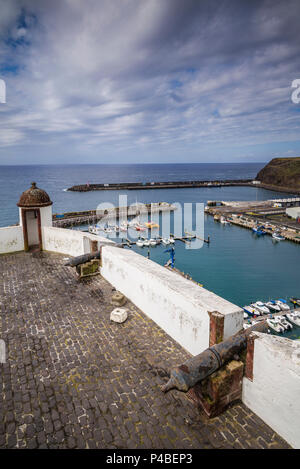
[0,226,24,254]
[100,246,243,355]
[42,226,110,256]
[242,333,300,449]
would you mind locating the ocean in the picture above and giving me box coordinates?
[0,163,299,339]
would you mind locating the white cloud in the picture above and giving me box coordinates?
[0,0,300,163]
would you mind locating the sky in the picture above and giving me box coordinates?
[0,0,300,165]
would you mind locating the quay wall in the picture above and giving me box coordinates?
[242,333,300,448]
[100,245,243,355]
[0,225,24,254]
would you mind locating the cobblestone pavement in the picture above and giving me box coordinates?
[0,251,290,449]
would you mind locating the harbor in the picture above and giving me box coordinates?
[205,197,300,244]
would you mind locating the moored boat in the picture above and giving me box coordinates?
[243,305,260,316]
[276,315,293,330]
[275,299,290,311]
[265,301,281,313]
[290,297,300,307]
[285,312,300,327]
[252,301,270,314]
[267,318,284,333]
[272,232,285,241]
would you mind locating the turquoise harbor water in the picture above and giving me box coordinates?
[0,163,299,339]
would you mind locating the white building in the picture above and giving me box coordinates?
[286,206,300,219]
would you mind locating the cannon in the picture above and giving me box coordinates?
[64,242,123,267]
[162,320,268,393]
[64,250,101,267]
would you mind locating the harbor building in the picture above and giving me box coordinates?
[286,206,300,220]
[0,183,299,449]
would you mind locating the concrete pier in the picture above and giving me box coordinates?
[67,179,253,192]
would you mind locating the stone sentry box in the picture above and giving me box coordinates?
[17,182,53,251]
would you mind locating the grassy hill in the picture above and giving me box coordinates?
[256,157,300,189]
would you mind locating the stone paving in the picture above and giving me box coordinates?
[0,251,290,449]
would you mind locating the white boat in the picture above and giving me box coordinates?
[272,232,285,241]
[220,216,230,224]
[275,299,290,312]
[162,238,170,246]
[267,318,284,333]
[169,237,175,244]
[286,312,300,327]
[243,312,248,319]
[136,239,144,248]
[252,302,270,314]
[243,305,260,316]
[149,238,157,246]
[265,301,281,313]
[88,225,104,235]
[143,239,150,247]
[276,315,293,330]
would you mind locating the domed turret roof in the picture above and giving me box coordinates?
[17,182,53,208]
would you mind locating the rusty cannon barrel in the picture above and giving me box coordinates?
[162,321,268,393]
[64,250,101,267]
[64,242,123,267]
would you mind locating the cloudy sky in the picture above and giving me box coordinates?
[0,0,300,164]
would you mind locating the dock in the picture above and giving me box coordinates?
[206,197,300,244]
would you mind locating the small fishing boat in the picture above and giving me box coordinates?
[135,225,146,232]
[290,297,300,307]
[252,301,270,314]
[277,315,293,330]
[265,301,281,313]
[243,305,260,316]
[169,237,175,244]
[143,239,150,247]
[136,239,144,248]
[220,216,230,225]
[272,232,285,241]
[145,221,159,229]
[243,312,248,319]
[162,238,170,246]
[252,225,266,236]
[267,318,284,333]
[285,312,300,327]
[275,299,290,312]
[149,238,157,246]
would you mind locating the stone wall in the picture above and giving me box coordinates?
[0,225,24,254]
[242,332,300,448]
[100,245,244,356]
[42,226,110,256]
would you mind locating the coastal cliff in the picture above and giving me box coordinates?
[256,157,300,190]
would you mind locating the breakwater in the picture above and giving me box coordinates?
[67,179,253,192]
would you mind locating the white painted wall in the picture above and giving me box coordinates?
[42,226,110,256]
[19,206,53,228]
[26,210,39,246]
[0,226,24,254]
[242,333,300,448]
[100,246,243,355]
[40,205,53,227]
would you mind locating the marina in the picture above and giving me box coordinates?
[206,197,300,244]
